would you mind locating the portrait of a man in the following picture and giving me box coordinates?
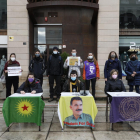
[64,97,94,127]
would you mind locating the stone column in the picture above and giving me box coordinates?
[97,0,119,78]
[7,0,29,79]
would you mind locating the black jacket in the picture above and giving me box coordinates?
[29,57,46,79]
[47,54,63,76]
[16,82,43,93]
[105,78,126,95]
[63,79,85,92]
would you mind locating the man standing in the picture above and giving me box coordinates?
[47,47,63,102]
[64,48,83,78]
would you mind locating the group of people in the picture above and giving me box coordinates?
[3,47,140,101]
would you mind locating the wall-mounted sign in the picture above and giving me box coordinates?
[63,45,66,48]
[9,36,14,41]
[128,42,140,52]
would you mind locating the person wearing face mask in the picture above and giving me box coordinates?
[83,53,100,99]
[105,69,126,101]
[29,49,46,87]
[64,48,83,78]
[125,53,140,93]
[63,70,85,92]
[16,73,43,94]
[47,47,63,102]
[4,53,21,98]
[104,51,122,83]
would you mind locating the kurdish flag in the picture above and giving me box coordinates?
[2,97,45,127]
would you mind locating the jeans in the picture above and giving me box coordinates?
[85,78,96,99]
[129,85,139,93]
[49,75,61,98]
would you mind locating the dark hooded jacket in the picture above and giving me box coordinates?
[29,57,46,79]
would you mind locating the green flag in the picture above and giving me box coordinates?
[2,97,45,127]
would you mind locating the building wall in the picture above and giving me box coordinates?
[97,0,120,78]
[7,0,29,79]
[7,0,119,79]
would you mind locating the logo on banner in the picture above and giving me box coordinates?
[119,98,140,120]
[15,99,35,117]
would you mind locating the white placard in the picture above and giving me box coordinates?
[107,92,140,97]
[9,93,43,97]
[67,57,80,66]
[8,66,22,76]
[63,45,66,48]
[61,92,92,97]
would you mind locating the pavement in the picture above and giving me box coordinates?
[0,77,140,140]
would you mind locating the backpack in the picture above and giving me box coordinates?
[30,59,46,70]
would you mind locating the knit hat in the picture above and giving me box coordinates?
[53,46,59,51]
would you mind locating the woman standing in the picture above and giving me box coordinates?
[104,51,122,82]
[29,49,46,87]
[83,53,100,99]
[125,53,140,93]
[4,53,21,98]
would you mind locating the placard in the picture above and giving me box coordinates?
[67,57,80,66]
[8,66,22,76]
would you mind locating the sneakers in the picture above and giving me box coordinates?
[48,98,54,102]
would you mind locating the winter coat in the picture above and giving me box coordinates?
[104,58,122,79]
[29,57,46,79]
[63,79,85,92]
[16,81,43,93]
[125,60,140,85]
[47,54,63,76]
[104,78,126,95]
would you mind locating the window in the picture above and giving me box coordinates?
[34,26,62,44]
[0,0,7,29]
[120,0,140,29]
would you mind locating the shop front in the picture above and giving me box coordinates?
[119,36,140,75]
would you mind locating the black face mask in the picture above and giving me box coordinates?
[131,57,136,61]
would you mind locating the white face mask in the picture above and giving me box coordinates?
[11,57,15,61]
[53,51,58,54]
[88,56,93,59]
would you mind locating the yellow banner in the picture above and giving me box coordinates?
[58,96,98,128]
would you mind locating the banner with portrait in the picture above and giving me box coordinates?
[67,57,80,66]
[8,66,22,76]
[58,95,98,129]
